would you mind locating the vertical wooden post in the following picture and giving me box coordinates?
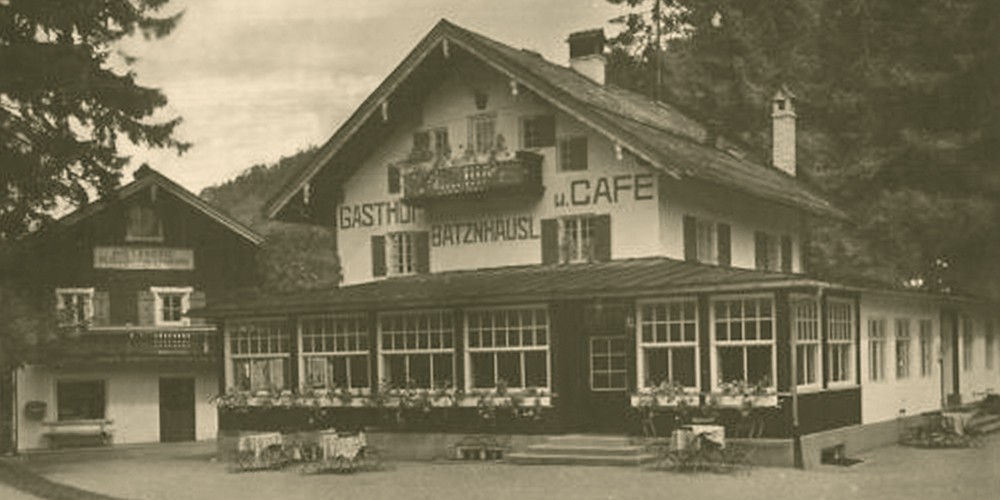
[287,315,300,391]
[453,308,465,392]
[775,291,791,393]
[698,294,712,396]
[368,311,380,394]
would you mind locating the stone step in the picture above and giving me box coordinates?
[544,434,636,448]
[506,452,656,467]
[523,443,647,457]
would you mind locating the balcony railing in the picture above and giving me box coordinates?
[46,326,217,364]
[402,151,544,205]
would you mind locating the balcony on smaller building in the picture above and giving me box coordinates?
[46,326,217,365]
[402,151,544,206]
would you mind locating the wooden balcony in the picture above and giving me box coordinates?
[402,151,544,205]
[45,326,217,365]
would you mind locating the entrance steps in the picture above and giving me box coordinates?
[507,434,654,466]
[968,413,1000,435]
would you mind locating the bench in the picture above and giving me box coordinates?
[43,419,114,449]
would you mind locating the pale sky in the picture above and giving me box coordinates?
[118,0,633,193]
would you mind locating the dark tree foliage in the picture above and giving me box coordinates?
[200,148,342,294]
[607,0,1000,298]
[0,0,187,367]
[0,0,189,240]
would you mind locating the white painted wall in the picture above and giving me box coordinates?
[659,178,805,272]
[859,292,944,424]
[15,364,217,451]
[334,62,662,285]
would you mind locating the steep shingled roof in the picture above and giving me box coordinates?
[266,19,843,220]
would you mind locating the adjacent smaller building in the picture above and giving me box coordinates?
[5,167,262,451]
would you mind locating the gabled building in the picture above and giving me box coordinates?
[202,20,999,467]
[4,166,262,451]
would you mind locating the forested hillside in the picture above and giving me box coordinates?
[200,148,341,292]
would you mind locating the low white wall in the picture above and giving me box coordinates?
[16,364,217,451]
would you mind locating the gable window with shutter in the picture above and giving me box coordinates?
[371,231,430,278]
[541,214,611,264]
[683,215,730,267]
[558,136,588,171]
[125,203,163,242]
[521,115,555,149]
[755,231,793,272]
[412,127,450,161]
[55,288,95,326]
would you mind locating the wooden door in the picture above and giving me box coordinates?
[583,335,630,433]
[159,378,196,442]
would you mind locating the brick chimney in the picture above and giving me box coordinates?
[567,29,606,85]
[771,86,796,176]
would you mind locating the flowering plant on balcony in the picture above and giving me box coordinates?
[631,380,700,408]
[709,379,778,410]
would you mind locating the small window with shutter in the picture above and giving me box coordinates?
[376,231,430,277]
[542,214,611,264]
[683,216,730,267]
[521,115,555,149]
[55,288,94,326]
[755,231,793,272]
[558,136,588,171]
[150,287,193,326]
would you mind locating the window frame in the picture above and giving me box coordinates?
[55,287,95,326]
[558,215,597,264]
[868,317,887,382]
[791,295,821,389]
[226,317,292,393]
[895,318,912,380]
[125,203,164,243]
[378,310,456,390]
[464,305,551,393]
[386,231,418,277]
[468,113,496,155]
[590,336,628,391]
[636,298,700,392]
[557,136,588,172]
[298,314,371,393]
[919,319,934,378]
[709,294,777,391]
[520,114,555,149]
[56,379,107,421]
[150,286,192,327]
[826,298,856,386]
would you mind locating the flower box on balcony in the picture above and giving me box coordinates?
[458,395,552,408]
[630,393,701,408]
[711,394,779,408]
[402,151,544,205]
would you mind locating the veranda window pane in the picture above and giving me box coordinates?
[718,346,745,384]
[673,347,696,387]
[498,351,522,388]
[593,356,610,371]
[471,352,495,388]
[716,322,728,341]
[644,349,668,387]
[747,346,772,386]
[409,354,431,388]
[610,372,627,389]
[525,351,547,388]
[593,373,610,389]
[331,357,348,388]
[683,323,696,342]
[350,355,369,389]
[234,360,250,391]
[535,327,547,345]
[386,355,407,387]
[432,353,453,388]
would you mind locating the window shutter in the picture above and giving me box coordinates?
[755,231,768,270]
[541,218,559,265]
[781,235,793,273]
[189,290,207,325]
[371,235,386,278]
[683,216,697,261]
[137,290,156,326]
[387,165,400,194]
[717,223,731,267]
[93,291,110,327]
[592,214,612,262]
[414,231,430,274]
[538,116,555,147]
[572,137,588,170]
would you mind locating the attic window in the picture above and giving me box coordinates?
[126,203,163,242]
[776,99,786,111]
